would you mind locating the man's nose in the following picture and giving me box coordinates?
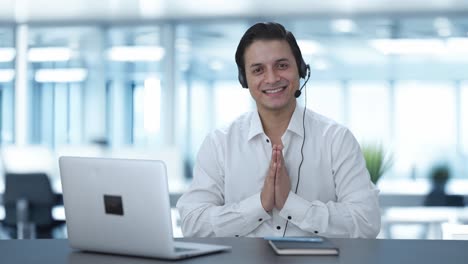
[264,68,280,84]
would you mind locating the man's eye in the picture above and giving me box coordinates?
[252,68,262,74]
[278,63,288,69]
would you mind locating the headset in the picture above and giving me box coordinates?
[237,53,309,95]
[237,22,309,94]
[294,64,311,98]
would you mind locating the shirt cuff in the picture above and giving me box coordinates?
[279,191,328,234]
[238,193,272,233]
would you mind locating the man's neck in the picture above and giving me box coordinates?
[258,102,296,144]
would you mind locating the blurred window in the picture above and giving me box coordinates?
[189,80,212,159]
[28,26,95,147]
[306,81,344,124]
[214,81,253,127]
[132,78,162,146]
[461,82,468,155]
[175,22,249,166]
[0,27,15,144]
[107,26,165,147]
[394,81,457,177]
[349,82,391,144]
[5,17,468,183]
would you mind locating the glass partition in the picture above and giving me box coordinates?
[394,81,457,178]
[349,81,391,145]
[461,82,468,156]
[3,15,468,182]
[27,26,100,147]
[107,25,164,147]
[0,27,15,144]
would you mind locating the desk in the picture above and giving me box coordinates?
[1,237,468,264]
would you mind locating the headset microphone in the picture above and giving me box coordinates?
[294,89,302,98]
[294,65,311,98]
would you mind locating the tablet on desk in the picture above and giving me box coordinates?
[266,237,339,256]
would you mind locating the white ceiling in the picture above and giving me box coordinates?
[2,0,468,23]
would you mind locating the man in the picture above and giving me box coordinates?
[177,22,381,238]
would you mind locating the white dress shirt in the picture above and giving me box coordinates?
[177,104,381,238]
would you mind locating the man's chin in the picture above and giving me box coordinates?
[259,101,295,113]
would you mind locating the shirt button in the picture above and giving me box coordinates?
[266,139,270,143]
[314,231,319,234]
[287,216,292,220]
[276,226,281,230]
[258,218,263,222]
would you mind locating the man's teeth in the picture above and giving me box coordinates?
[264,87,285,94]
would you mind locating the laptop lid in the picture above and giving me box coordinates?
[60,156,233,260]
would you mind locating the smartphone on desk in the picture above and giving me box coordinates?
[265,236,339,256]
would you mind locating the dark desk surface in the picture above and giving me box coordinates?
[1,237,468,264]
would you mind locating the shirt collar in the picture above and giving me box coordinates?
[287,103,305,138]
[247,110,264,141]
[247,104,305,141]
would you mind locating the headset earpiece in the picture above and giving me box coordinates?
[238,67,248,88]
[295,64,310,98]
[298,58,307,79]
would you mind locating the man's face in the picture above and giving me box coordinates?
[244,39,300,114]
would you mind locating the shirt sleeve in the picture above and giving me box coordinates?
[176,133,271,237]
[279,128,381,238]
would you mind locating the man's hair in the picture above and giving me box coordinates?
[235,22,307,88]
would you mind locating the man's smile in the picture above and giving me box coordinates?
[262,86,287,94]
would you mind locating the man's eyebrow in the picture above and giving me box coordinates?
[249,58,290,68]
[249,63,262,68]
[276,58,290,63]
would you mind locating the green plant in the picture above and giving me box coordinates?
[361,144,393,184]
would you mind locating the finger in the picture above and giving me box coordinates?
[269,152,277,180]
[276,148,281,165]
[268,160,275,175]
[276,158,281,176]
[272,148,276,164]
[270,145,277,167]
[270,149,275,167]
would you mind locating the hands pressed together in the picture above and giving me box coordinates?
[260,144,291,212]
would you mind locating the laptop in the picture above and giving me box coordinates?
[59,156,231,260]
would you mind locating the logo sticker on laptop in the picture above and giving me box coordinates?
[103,195,124,216]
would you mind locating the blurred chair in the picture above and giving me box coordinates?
[2,172,64,238]
[424,165,465,207]
[424,194,465,207]
[1,145,57,195]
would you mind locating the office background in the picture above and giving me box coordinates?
[1,0,468,239]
